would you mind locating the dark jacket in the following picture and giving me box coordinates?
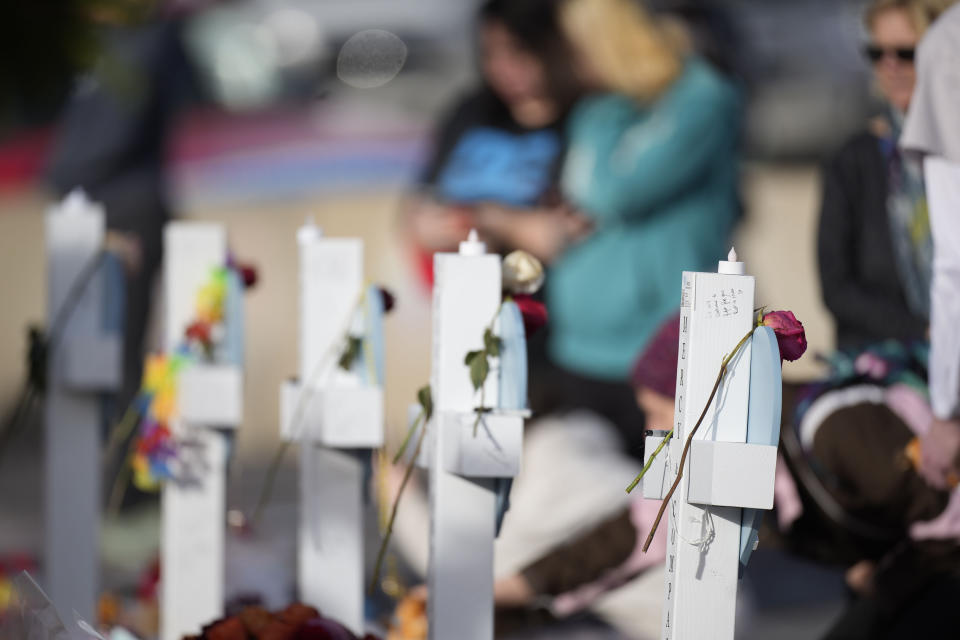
[818,132,928,349]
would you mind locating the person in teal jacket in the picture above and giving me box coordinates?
[550,54,742,381]
[476,0,742,458]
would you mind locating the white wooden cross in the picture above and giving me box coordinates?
[278,221,384,635]
[643,250,782,640]
[426,232,526,640]
[161,222,244,640]
[44,189,123,623]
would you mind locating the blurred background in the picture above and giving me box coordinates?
[0,0,915,638]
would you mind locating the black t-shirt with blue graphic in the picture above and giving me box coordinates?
[420,89,564,207]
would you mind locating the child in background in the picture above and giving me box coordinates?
[494,312,960,639]
[402,0,579,287]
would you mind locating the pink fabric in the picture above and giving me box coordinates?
[774,454,803,531]
[882,384,960,540]
[912,488,960,540]
[550,456,806,616]
[884,383,934,437]
[551,497,667,617]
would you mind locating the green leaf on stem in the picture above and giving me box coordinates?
[469,353,489,391]
[417,385,433,419]
[394,385,433,465]
[337,336,363,371]
[483,328,501,357]
[464,350,482,366]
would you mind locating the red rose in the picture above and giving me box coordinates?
[203,616,246,640]
[377,286,396,313]
[295,618,356,640]
[762,310,807,362]
[258,620,298,640]
[512,294,548,336]
[239,264,259,290]
[185,320,212,346]
[278,603,321,627]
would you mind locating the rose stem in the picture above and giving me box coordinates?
[370,414,430,594]
[393,408,424,465]
[642,329,753,553]
[625,429,673,494]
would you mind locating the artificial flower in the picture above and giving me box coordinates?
[186,320,213,349]
[502,250,544,295]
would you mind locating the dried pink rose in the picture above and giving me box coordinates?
[762,310,807,362]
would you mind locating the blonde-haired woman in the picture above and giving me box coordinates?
[818,0,954,350]
[474,0,742,462]
[529,0,741,440]
[479,1,743,636]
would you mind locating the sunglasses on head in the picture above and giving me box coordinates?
[864,45,915,62]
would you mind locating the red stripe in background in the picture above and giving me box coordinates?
[0,103,429,195]
[0,127,54,193]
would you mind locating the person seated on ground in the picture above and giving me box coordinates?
[491,316,960,640]
[386,317,680,640]
[401,0,580,287]
[777,340,960,639]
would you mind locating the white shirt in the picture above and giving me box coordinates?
[901,4,960,420]
[922,157,960,419]
[901,4,960,164]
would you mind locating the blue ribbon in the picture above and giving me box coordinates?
[495,300,527,535]
[220,268,246,367]
[739,326,782,575]
[363,284,386,386]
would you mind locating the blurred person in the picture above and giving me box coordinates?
[389,2,741,623]
[496,314,960,639]
[646,0,742,79]
[899,3,960,493]
[44,3,199,492]
[778,343,960,639]
[491,317,678,639]
[477,0,742,460]
[402,0,579,285]
[818,0,953,350]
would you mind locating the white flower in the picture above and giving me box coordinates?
[502,250,544,295]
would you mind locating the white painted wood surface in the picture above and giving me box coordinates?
[427,241,502,640]
[284,223,378,635]
[44,190,120,623]
[686,441,777,510]
[439,411,524,478]
[161,429,227,640]
[298,446,364,632]
[161,222,233,640]
[178,365,243,427]
[662,267,755,640]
